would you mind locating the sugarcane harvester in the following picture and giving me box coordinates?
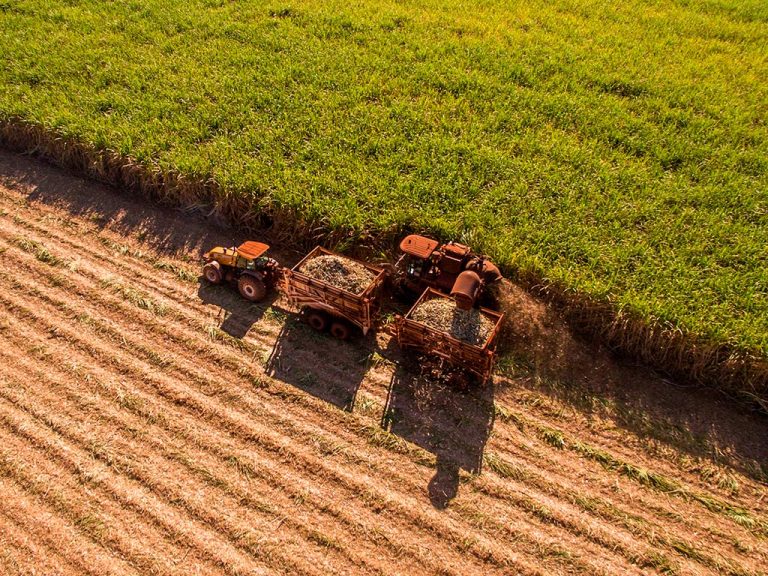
[395,235,502,309]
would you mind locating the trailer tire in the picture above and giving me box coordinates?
[238,275,267,302]
[306,310,328,332]
[330,321,351,341]
[203,262,222,284]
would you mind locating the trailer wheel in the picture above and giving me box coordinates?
[306,310,328,332]
[238,275,267,302]
[203,262,222,284]
[329,321,351,341]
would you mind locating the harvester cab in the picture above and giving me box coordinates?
[202,241,281,302]
[396,234,502,309]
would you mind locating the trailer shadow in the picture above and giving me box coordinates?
[265,318,368,412]
[382,358,495,509]
[197,281,279,339]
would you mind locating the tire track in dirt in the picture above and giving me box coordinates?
[0,505,82,576]
[0,330,472,576]
[486,407,767,547]
[0,308,712,576]
[0,263,555,574]
[0,390,351,576]
[0,224,588,572]
[0,300,568,576]
[481,429,762,575]
[0,397,264,576]
[0,355,454,576]
[0,333,428,576]
[0,430,187,576]
[494,386,767,517]
[9,194,749,528]
[6,180,765,524]
[498,386,768,516]
[0,312,408,571]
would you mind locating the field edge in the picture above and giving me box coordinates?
[2,116,766,412]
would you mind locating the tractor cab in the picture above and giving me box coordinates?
[398,234,474,291]
[204,241,270,268]
[235,241,270,262]
[399,235,439,282]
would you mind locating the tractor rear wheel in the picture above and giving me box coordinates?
[330,321,351,341]
[203,262,222,284]
[306,310,328,332]
[238,275,267,302]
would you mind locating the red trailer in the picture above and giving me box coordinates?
[280,246,387,339]
[395,288,504,383]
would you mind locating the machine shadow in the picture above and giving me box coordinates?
[196,281,278,339]
[382,358,495,509]
[266,318,368,411]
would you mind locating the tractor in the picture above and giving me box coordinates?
[202,241,281,302]
[395,235,502,309]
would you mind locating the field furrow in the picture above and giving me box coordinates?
[7,181,766,518]
[0,329,428,576]
[0,504,83,576]
[0,234,673,575]
[9,193,762,525]
[0,259,558,575]
[0,396,266,576]
[0,161,765,576]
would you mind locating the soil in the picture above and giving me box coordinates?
[300,254,375,294]
[0,149,767,576]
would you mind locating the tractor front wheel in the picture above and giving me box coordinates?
[238,275,267,302]
[203,262,222,284]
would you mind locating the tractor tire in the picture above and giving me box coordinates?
[306,310,328,332]
[329,321,351,341]
[238,275,267,302]
[203,262,222,284]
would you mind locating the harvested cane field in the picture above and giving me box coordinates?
[2,152,768,575]
[1,0,768,399]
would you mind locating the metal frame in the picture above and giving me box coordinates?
[395,288,504,382]
[280,246,387,335]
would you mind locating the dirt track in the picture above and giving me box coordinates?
[0,150,766,576]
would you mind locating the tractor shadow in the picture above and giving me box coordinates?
[265,318,368,411]
[382,357,495,509]
[197,280,279,339]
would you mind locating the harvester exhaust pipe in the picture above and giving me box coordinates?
[451,270,482,310]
